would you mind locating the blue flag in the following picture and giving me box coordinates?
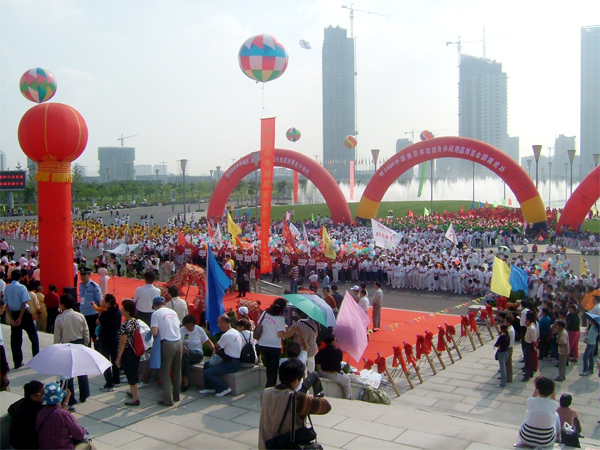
[205,249,230,335]
[236,208,240,217]
[509,265,529,293]
[246,207,252,218]
[471,202,477,209]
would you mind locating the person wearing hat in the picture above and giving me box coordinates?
[35,382,91,450]
[237,306,255,330]
[150,296,182,406]
[78,268,102,348]
[308,270,318,291]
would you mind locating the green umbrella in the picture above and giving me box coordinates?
[282,294,327,326]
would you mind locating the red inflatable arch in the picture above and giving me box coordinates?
[207,149,352,224]
[357,136,548,231]
[556,165,600,232]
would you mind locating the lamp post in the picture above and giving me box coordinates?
[430,160,434,214]
[567,149,576,196]
[548,161,553,207]
[594,154,600,167]
[564,163,568,199]
[532,145,542,189]
[472,162,475,204]
[155,169,160,203]
[180,159,188,223]
[371,149,380,174]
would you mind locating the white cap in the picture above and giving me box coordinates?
[352,285,360,291]
[238,306,249,315]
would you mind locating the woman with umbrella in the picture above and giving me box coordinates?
[115,300,141,406]
[257,298,287,388]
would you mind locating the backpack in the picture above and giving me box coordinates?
[239,332,257,365]
[133,327,145,357]
[361,386,391,405]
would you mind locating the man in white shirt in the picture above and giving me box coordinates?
[151,296,182,406]
[166,285,188,325]
[134,271,161,326]
[199,315,242,397]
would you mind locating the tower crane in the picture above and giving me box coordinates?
[117,134,137,147]
[341,4,389,164]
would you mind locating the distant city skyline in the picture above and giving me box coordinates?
[0,1,596,181]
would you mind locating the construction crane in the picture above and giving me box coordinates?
[341,4,389,164]
[405,130,415,142]
[117,134,137,147]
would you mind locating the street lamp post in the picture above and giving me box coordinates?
[567,149,576,196]
[430,160,434,214]
[548,161,553,206]
[180,159,188,223]
[532,145,542,190]
[564,163,568,200]
[472,162,475,204]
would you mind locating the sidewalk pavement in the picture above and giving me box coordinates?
[1,324,598,449]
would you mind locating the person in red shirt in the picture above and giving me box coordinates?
[44,284,60,334]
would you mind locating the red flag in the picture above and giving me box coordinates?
[207,222,214,238]
[293,171,299,203]
[178,230,186,246]
[260,118,275,273]
[408,210,414,218]
[282,221,296,251]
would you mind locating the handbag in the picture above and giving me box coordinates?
[253,313,266,340]
[133,328,145,357]
[494,350,499,361]
[265,391,322,450]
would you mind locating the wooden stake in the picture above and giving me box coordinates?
[483,316,495,340]
[424,353,437,374]
[404,370,414,389]
[384,366,401,397]
[474,328,485,346]
[465,328,477,351]
[449,334,463,359]
[440,334,455,364]
[434,348,446,369]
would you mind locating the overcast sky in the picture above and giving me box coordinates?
[1,0,597,177]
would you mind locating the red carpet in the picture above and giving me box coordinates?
[91,275,461,364]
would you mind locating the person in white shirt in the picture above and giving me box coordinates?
[166,285,188,325]
[133,271,161,326]
[199,315,242,397]
[151,296,182,406]
[180,314,213,392]
[358,289,370,312]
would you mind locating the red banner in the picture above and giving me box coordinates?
[349,161,355,201]
[260,118,275,273]
[293,171,299,203]
[282,221,296,251]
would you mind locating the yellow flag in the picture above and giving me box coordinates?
[227,212,242,240]
[580,255,587,276]
[322,225,336,260]
[490,256,511,297]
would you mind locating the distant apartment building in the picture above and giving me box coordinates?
[98,147,135,182]
[322,26,355,181]
[581,25,600,178]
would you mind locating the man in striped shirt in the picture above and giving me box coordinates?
[288,262,299,294]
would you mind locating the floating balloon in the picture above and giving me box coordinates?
[238,34,289,83]
[19,67,57,103]
[286,127,301,142]
[344,135,357,149]
[420,130,434,141]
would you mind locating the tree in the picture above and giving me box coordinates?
[276,180,288,202]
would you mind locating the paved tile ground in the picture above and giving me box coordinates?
[1,324,599,449]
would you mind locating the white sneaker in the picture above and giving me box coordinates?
[215,388,232,397]
[138,382,149,389]
[198,389,216,394]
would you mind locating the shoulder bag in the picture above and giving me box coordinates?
[265,391,322,450]
[253,312,266,340]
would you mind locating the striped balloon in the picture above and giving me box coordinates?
[19,67,57,103]
[238,34,289,83]
[420,130,434,141]
[286,127,301,142]
[343,135,357,149]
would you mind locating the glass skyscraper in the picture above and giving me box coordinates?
[580,25,600,178]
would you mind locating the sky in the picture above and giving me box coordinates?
[0,0,598,178]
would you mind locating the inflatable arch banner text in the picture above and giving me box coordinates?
[556,165,599,232]
[356,136,548,231]
[207,149,352,224]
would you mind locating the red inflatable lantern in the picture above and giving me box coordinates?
[18,103,88,294]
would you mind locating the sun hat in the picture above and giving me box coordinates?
[42,382,66,405]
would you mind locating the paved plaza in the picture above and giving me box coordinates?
[1,322,598,449]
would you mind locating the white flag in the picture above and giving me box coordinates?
[445,223,458,246]
[289,222,301,237]
[213,224,224,250]
[302,223,310,254]
[371,219,400,248]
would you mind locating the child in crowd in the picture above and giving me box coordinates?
[556,393,582,446]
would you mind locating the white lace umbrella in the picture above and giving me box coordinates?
[26,343,111,378]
